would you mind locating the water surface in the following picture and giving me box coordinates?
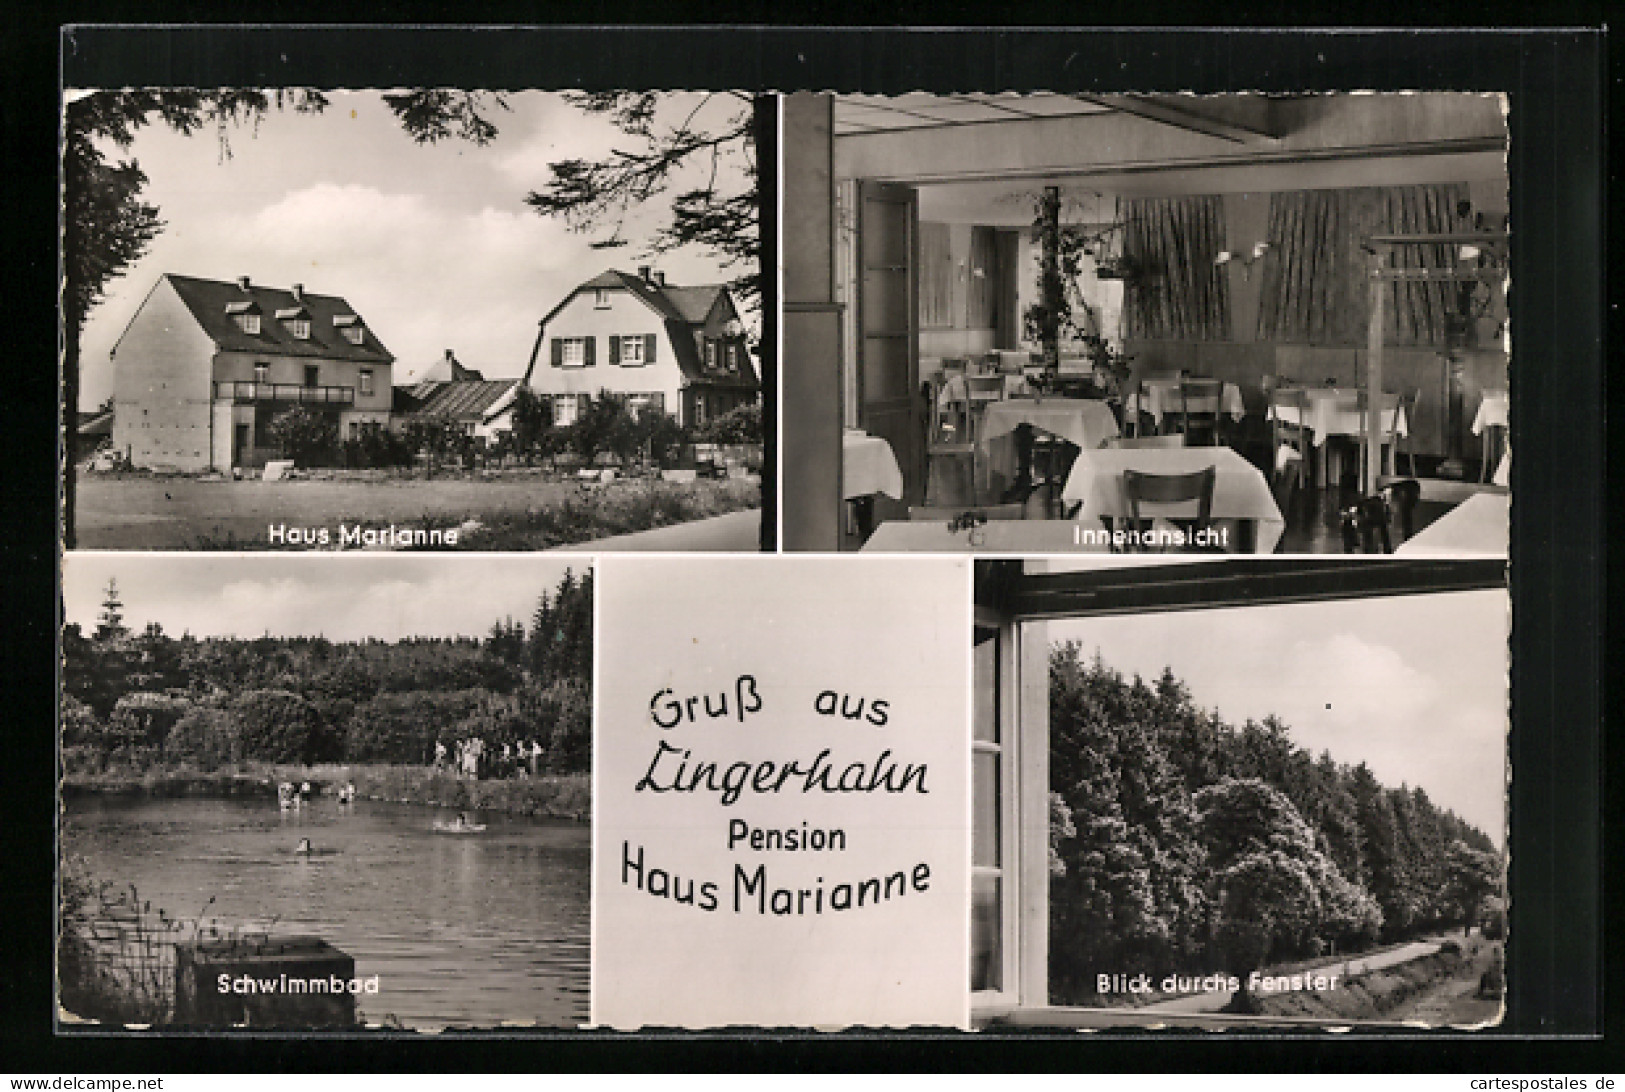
[62,794,589,1029]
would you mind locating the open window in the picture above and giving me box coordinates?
[972,557,1507,1029]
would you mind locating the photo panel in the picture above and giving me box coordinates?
[58,553,594,1031]
[593,555,971,1029]
[781,93,1510,559]
[64,89,768,554]
[971,557,1508,1029]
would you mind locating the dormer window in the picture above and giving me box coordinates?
[705,340,717,370]
[334,314,364,345]
[225,301,261,335]
[276,307,311,339]
[725,344,738,373]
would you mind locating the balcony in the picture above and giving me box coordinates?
[216,381,356,405]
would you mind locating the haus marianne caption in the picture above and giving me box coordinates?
[620,674,935,917]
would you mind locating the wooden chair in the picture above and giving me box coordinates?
[1119,465,1218,552]
[1477,389,1507,483]
[923,376,975,507]
[1175,378,1225,446]
[1267,385,1313,494]
[1106,434,1184,450]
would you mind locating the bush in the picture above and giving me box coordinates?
[163,705,241,770]
[60,695,102,747]
[343,689,498,765]
[232,689,336,764]
[693,402,762,445]
[266,405,340,467]
[106,692,195,750]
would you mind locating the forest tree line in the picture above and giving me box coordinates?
[60,571,592,778]
[1048,643,1503,1003]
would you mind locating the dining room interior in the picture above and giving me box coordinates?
[781,92,1510,556]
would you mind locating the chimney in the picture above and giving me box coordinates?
[237,276,251,292]
[653,270,667,287]
[291,283,304,302]
[638,265,652,284]
[445,349,456,362]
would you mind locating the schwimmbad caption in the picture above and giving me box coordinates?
[621,673,933,917]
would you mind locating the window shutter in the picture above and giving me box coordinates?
[645,334,657,363]
[651,391,664,414]
[584,337,596,367]
[551,338,563,367]
[609,337,621,366]
[577,394,590,416]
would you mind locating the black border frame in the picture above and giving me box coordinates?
[6,22,1611,1073]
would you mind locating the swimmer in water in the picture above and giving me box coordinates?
[456,812,469,829]
[295,838,313,854]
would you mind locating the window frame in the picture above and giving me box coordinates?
[560,337,588,367]
[972,557,1509,1029]
[358,368,374,396]
[287,317,311,340]
[619,335,645,366]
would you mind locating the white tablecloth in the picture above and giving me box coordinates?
[843,431,903,500]
[1060,445,1285,553]
[1394,492,1508,558]
[979,398,1121,449]
[1273,388,1409,446]
[1124,379,1246,423]
[1472,390,1509,434]
[861,519,1111,553]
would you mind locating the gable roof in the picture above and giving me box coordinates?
[395,379,521,422]
[161,274,394,364]
[541,269,733,331]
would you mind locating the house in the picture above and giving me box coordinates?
[393,350,523,441]
[523,267,758,429]
[109,274,394,471]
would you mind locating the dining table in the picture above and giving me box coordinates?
[1271,387,1409,486]
[842,429,904,501]
[1059,445,1285,553]
[977,396,1122,500]
[1393,491,1508,558]
[1123,377,1246,426]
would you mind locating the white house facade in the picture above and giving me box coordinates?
[523,268,759,429]
[110,274,394,471]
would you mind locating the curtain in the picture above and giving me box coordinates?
[1255,183,1473,346]
[1121,195,1231,341]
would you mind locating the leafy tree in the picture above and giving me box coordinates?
[507,387,553,462]
[164,705,242,770]
[524,92,760,310]
[1444,839,1502,936]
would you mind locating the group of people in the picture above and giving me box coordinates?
[277,779,357,809]
[432,737,546,780]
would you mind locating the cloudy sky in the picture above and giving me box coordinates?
[1049,587,1509,843]
[62,554,586,642]
[72,90,756,409]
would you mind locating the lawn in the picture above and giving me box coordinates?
[76,471,760,550]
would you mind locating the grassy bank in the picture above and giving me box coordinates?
[61,762,590,821]
[1233,936,1500,1021]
